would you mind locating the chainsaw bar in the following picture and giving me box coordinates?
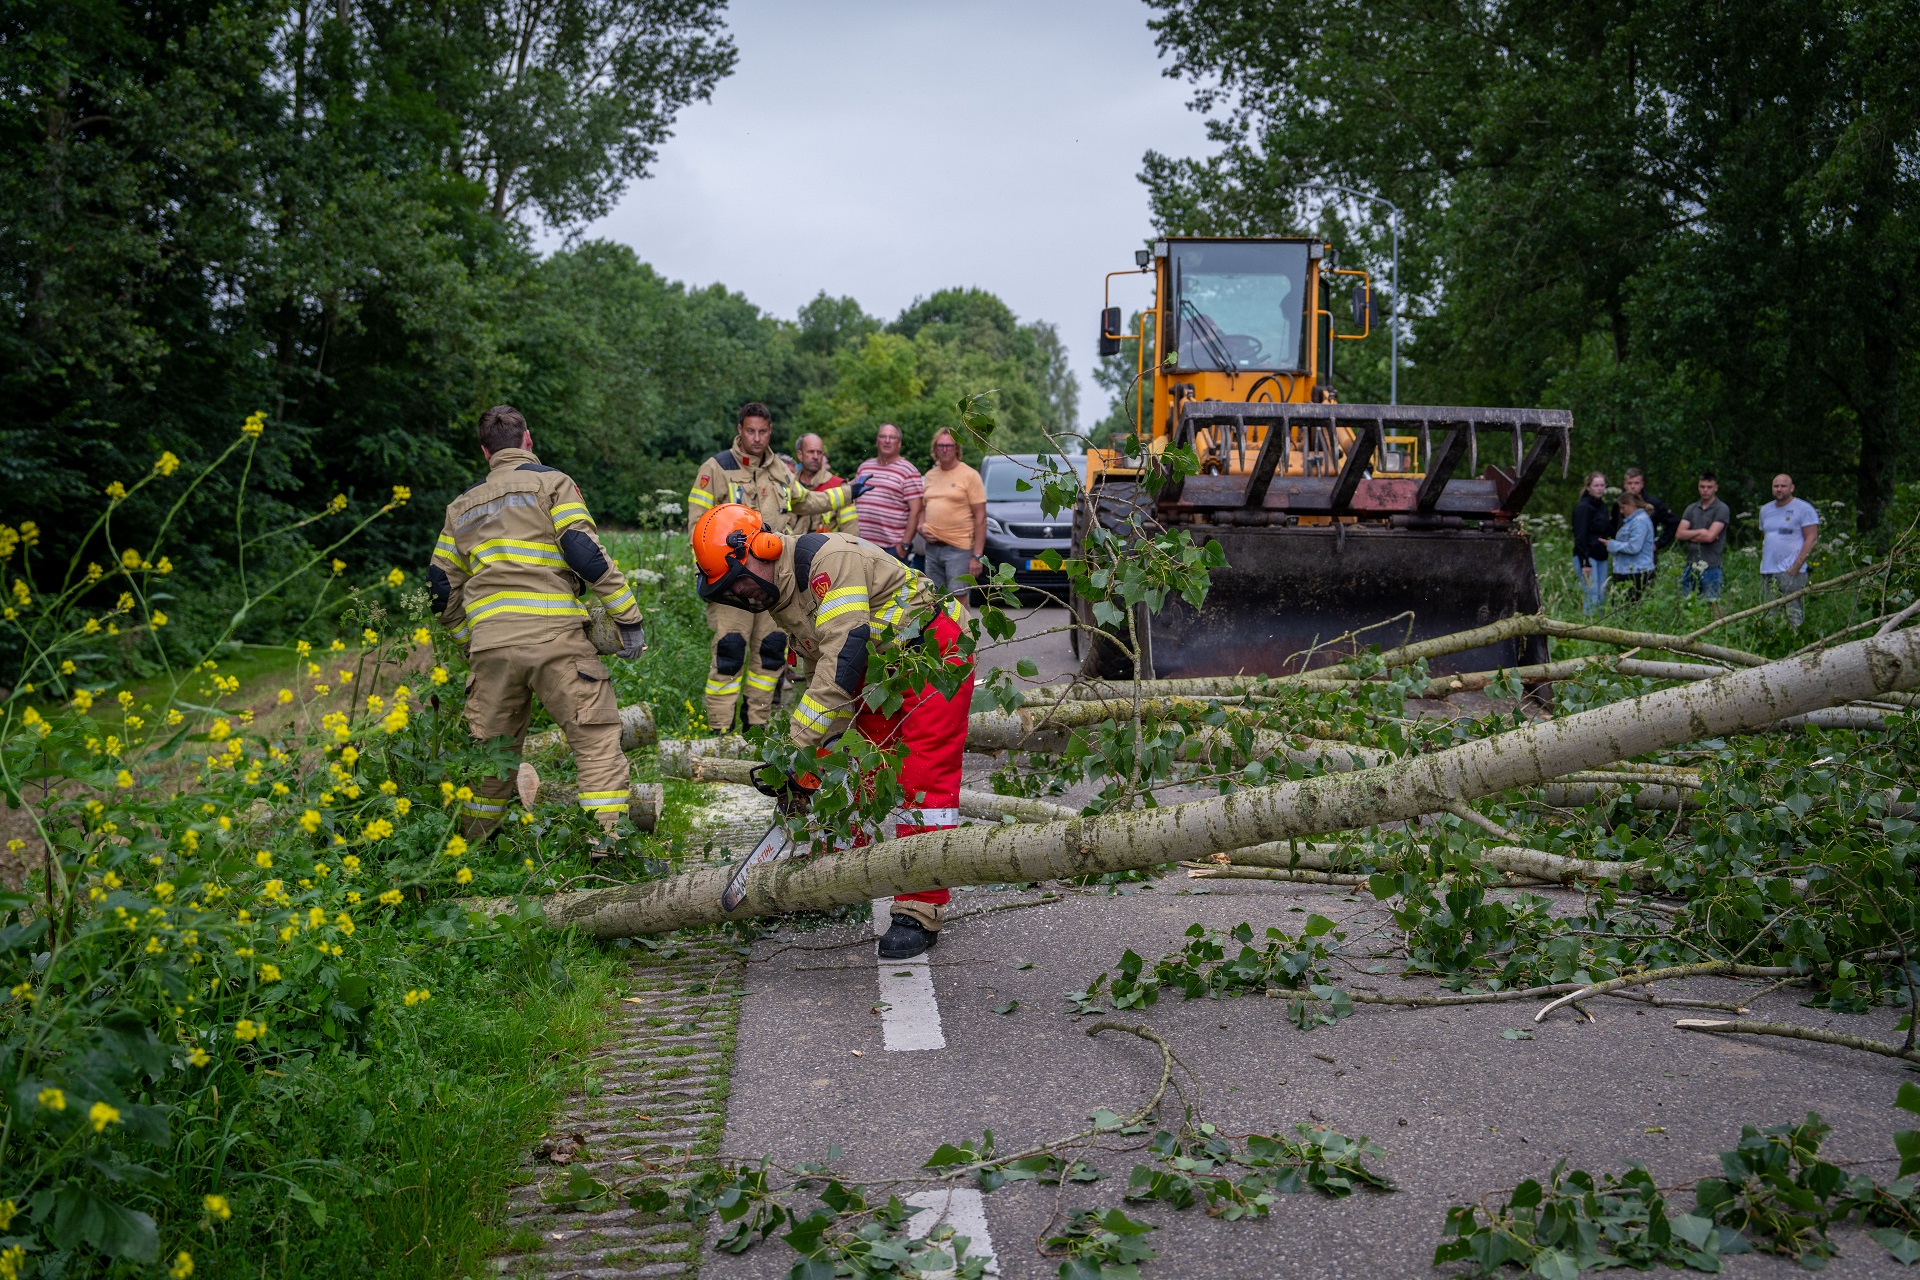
[721,821,800,913]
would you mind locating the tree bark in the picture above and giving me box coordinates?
[541,628,1920,938]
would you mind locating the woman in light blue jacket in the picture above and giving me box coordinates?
[1604,491,1656,604]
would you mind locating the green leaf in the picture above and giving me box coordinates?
[51,1182,160,1262]
[1502,1028,1535,1041]
[1871,1228,1920,1265]
[1530,1247,1580,1280]
[1897,1082,1920,1117]
[1896,1128,1920,1180]
[990,1000,1019,1015]
[1016,658,1038,677]
[924,1143,971,1168]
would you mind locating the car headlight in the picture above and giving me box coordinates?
[984,516,1006,536]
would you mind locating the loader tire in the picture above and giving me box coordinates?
[1071,481,1163,681]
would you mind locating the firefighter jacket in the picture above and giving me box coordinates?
[801,471,859,536]
[429,447,641,654]
[686,445,851,536]
[765,532,966,747]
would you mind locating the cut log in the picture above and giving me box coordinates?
[539,628,1920,937]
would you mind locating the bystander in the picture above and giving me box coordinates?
[1613,467,1679,556]
[1758,473,1819,626]
[1604,490,1657,604]
[1674,471,1730,604]
[853,423,923,563]
[918,428,986,594]
[1571,471,1614,614]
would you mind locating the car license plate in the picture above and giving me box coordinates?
[1026,558,1047,571]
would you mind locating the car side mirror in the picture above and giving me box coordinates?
[1097,306,1121,357]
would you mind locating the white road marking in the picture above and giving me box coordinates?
[903,1187,998,1276]
[872,898,945,1051]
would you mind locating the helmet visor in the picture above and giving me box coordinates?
[697,560,777,612]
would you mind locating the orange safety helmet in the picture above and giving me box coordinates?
[691,503,784,610]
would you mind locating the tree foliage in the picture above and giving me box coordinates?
[1141,0,1919,530]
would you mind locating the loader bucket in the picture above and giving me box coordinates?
[1117,522,1548,680]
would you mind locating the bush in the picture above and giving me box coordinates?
[0,423,630,1278]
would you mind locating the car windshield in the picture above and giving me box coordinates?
[984,456,1075,502]
[1171,241,1310,373]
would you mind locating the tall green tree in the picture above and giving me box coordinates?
[0,0,734,647]
[1141,0,1919,530]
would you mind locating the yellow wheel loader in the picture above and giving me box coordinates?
[1074,236,1569,680]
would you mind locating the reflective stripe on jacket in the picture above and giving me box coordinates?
[687,445,849,535]
[430,447,639,653]
[767,532,966,748]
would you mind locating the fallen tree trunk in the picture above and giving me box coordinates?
[1211,840,1651,887]
[540,628,1920,937]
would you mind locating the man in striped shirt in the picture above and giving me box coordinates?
[429,405,645,853]
[853,423,924,562]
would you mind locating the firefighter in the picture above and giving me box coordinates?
[429,405,646,853]
[795,433,859,537]
[686,404,859,733]
[689,502,970,960]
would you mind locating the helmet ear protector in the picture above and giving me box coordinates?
[693,506,784,611]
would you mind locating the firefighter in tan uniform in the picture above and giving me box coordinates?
[429,405,646,851]
[690,503,972,960]
[796,433,859,537]
[686,403,858,732]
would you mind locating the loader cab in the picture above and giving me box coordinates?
[1166,239,1313,376]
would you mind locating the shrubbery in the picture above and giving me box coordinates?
[0,422,636,1278]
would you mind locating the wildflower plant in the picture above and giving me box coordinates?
[0,415,568,1274]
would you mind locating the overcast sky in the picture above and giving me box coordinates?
[555,0,1215,430]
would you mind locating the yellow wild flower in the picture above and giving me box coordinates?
[0,1199,17,1230]
[104,481,127,501]
[116,769,134,789]
[362,628,378,644]
[258,964,281,982]
[379,780,397,796]
[204,1194,231,1220]
[38,1086,65,1111]
[299,811,321,834]
[379,889,403,907]
[330,557,346,573]
[72,688,94,711]
[430,665,449,685]
[334,913,355,935]
[170,1251,194,1279]
[394,797,412,816]
[166,708,183,726]
[391,485,412,506]
[233,1019,264,1042]
[412,626,431,645]
[241,410,266,438]
[444,834,468,858]
[121,547,142,569]
[188,1047,210,1067]
[254,851,272,868]
[403,988,431,1006]
[343,854,362,870]
[155,450,181,476]
[455,866,473,885]
[0,1245,23,1280]
[151,610,168,628]
[362,818,394,841]
[89,1100,122,1131]
[59,659,75,675]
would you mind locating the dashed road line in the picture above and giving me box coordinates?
[872,897,946,1051]
[903,1188,999,1275]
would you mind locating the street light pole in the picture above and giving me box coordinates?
[1293,183,1402,406]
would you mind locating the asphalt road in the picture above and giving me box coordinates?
[705,609,1919,1279]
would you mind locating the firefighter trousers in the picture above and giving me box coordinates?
[704,602,787,731]
[463,633,631,840]
[850,612,973,932]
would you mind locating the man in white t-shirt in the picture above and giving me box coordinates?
[1757,472,1820,626]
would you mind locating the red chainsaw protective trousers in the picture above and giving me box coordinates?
[851,610,972,930]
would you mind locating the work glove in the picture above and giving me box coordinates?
[750,764,819,817]
[848,475,871,500]
[615,620,647,661]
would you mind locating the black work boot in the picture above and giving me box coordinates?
[877,914,938,960]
